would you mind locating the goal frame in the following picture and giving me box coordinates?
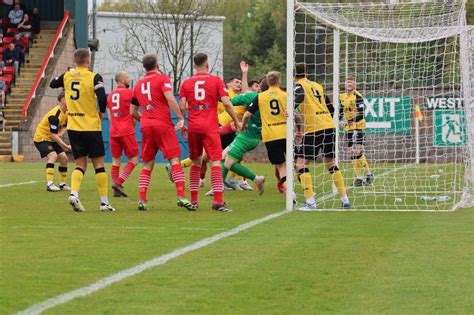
[286,0,473,211]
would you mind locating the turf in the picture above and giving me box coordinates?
[0,162,473,314]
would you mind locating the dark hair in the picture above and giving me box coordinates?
[142,53,158,71]
[74,48,90,65]
[193,53,208,67]
[249,80,259,86]
[295,63,306,77]
[57,91,65,102]
[259,78,269,92]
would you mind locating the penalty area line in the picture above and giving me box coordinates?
[17,209,292,315]
[0,181,37,188]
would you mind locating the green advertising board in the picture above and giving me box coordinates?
[433,110,466,147]
[362,96,411,135]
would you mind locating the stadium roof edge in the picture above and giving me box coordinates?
[96,11,226,21]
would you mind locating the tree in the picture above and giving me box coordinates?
[102,0,220,92]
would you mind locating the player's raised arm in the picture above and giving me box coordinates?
[240,61,249,93]
[49,73,65,89]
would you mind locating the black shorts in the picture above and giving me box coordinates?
[34,141,64,158]
[68,130,105,159]
[347,130,365,147]
[264,138,286,165]
[296,129,335,160]
[220,132,236,150]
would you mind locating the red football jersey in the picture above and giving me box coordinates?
[107,86,135,137]
[133,71,174,129]
[179,72,228,133]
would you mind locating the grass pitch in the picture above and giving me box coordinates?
[1,162,473,314]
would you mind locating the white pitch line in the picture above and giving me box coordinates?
[17,209,292,315]
[0,181,37,188]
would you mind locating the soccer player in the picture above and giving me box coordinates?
[339,75,373,186]
[33,91,71,192]
[218,62,253,191]
[130,53,192,211]
[179,53,241,212]
[242,71,288,191]
[107,71,138,197]
[50,48,115,212]
[294,63,351,210]
[221,77,267,195]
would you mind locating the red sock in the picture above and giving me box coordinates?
[139,169,152,202]
[200,162,208,180]
[171,164,186,198]
[116,161,136,186]
[190,165,200,203]
[111,164,120,184]
[211,165,224,204]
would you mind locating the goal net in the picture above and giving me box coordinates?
[286,0,473,211]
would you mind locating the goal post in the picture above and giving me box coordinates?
[286,0,473,211]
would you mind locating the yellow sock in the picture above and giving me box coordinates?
[46,163,54,184]
[59,166,67,183]
[95,170,108,197]
[330,168,347,196]
[228,171,237,179]
[351,157,362,178]
[71,168,84,193]
[359,154,370,173]
[180,158,192,168]
[298,172,314,200]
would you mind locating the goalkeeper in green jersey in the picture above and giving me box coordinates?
[207,78,268,196]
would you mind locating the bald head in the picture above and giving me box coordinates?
[115,71,130,88]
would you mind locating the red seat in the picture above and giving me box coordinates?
[2,67,14,75]
[3,74,13,82]
[2,18,9,25]
[3,37,13,44]
[7,28,19,35]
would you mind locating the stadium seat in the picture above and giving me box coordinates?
[6,28,19,35]
[2,66,14,75]
[3,37,13,45]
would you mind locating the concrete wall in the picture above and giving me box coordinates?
[94,12,225,92]
[20,25,76,161]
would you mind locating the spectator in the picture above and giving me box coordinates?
[0,77,5,109]
[31,8,41,35]
[8,4,24,28]
[11,0,27,13]
[2,43,21,77]
[12,33,25,65]
[18,13,33,38]
[0,111,6,131]
[0,32,4,45]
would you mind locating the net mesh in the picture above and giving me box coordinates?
[291,0,473,211]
